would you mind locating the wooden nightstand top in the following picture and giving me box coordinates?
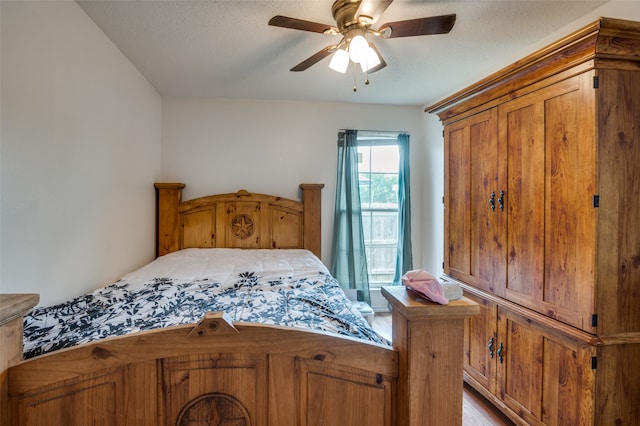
[382,286,478,319]
[0,294,39,326]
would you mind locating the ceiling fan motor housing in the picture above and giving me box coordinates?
[332,0,367,31]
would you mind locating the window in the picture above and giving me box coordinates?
[357,139,400,292]
[331,130,412,312]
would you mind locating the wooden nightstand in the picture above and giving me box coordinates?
[1,293,39,424]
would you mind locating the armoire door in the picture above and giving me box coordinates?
[499,72,597,330]
[497,306,595,425]
[463,291,498,394]
[444,108,506,295]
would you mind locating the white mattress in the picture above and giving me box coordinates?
[122,248,331,289]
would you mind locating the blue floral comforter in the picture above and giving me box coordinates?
[23,249,384,359]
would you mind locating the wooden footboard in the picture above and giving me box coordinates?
[5,290,478,426]
[8,313,397,425]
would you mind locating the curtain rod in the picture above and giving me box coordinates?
[338,129,409,138]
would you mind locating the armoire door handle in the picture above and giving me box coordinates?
[497,342,505,363]
[489,192,496,211]
[488,337,495,358]
[498,190,505,211]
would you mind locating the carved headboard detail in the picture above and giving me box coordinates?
[155,183,324,258]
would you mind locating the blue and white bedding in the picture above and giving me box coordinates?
[23,249,385,359]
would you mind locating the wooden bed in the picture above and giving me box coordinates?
[2,183,478,426]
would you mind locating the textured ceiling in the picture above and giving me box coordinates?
[77,0,608,106]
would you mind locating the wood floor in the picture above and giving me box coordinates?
[372,313,515,426]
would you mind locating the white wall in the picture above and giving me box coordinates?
[161,97,429,269]
[419,113,446,277]
[1,1,162,306]
[518,1,640,59]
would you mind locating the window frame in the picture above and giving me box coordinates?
[355,133,401,290]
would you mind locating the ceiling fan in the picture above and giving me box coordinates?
[268,0,456,75]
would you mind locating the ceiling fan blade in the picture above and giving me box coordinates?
[290,46,336,72]
[269,15,338,34]
[355,0,394,24]
[378,14,456,38]
[367,43,387,74]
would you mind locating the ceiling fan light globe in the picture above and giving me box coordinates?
[360,46,381,72]
[348,35,369,64]
[329,48,350,73]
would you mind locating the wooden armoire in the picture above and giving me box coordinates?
[427,17,640,425]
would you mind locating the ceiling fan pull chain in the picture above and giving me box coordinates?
[353,62,358,92]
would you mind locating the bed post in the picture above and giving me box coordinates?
[155,182,185,256]
[382,286,479,426]
[299,183,324,259]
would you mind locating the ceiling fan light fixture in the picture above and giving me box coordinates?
[348,34,369,64]
[360,46,381,72]
[329,48,350,73]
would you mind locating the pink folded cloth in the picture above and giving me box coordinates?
[401,270,449,305]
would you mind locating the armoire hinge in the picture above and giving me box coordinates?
[593,76,599,89]
[592,314,598,327]
[593,195,600,208]
[592,356,597,369]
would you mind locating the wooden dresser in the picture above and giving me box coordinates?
[1,294,39,424]
[426,17,640,425]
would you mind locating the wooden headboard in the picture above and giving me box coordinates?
[154,183,324,258]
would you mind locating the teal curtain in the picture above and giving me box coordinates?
[393,133,413,284]
[331,130,370,304]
